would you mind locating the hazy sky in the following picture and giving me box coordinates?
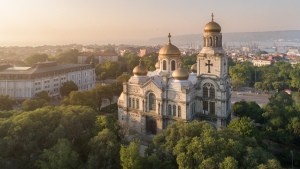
[0,0,299,46]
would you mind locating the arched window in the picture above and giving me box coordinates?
[178,106,181,117]
[132,98,135,108]
[209,85,215,98]
[203,83,215,98]
[158,103,160,115]
[136,99,139,109]
[173,105,176,116]
[171,60,176,71]
[148,93,156,111]
[203,101,208,113]
[163,60,167,70]
[215,37,218,47]
[203,86,208,98]
[128,97,131,107]
[210,102,215,115]
[209,37,213,46]
[168,104,172,115]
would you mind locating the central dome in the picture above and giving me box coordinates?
[172,67,189,80]
[159,33,181,56]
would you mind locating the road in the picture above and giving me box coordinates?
[231,91,271,107]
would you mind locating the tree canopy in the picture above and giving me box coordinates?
[60,81,79,97]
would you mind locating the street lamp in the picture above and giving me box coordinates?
[290,150,294,169]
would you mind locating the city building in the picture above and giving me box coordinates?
[252,59,272,67]
[117,15,231,134]
[0,61,96,99]
[78,50,118,64]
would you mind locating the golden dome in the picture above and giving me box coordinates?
[191,63,197,73]
[133,60,148,76]
[159,33,181,56]
[172,67,189,80]
[204,13,221,33]
[155,62,160,69]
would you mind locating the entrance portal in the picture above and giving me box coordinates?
[146,117,157,134]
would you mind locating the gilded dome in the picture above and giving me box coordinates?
[172,67,189,80]
[191,63,197,73]
[159,33,181,56]
[133,60,148,76]
[155,62,160,69]
[204,13,221,33]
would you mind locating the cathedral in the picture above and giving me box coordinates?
[117,15,231,134]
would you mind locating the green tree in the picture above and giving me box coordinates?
[95,61,121,80]
[232,101,263,123]
[0,95,14,110]
[228,117,257,137]
[229,61,253,89]
[87,129,120,169]
[120,140,143,169]
[56,49,79,64]
[290,63,300,91]
[22,98,48,111]
[36,139,79,169]
[149,121,281,169]
[219,156,239,169]
[25,53,48,66]
[60,81,79,97]
[35,91,51,102]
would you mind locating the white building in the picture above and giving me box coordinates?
[252,59,272,67]
[0,61,96,99]
[118,15,231,134]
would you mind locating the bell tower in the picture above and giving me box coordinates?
[197,13,227,78]
[196,14,231,127]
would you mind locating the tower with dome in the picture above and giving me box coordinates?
[117,14,231,134]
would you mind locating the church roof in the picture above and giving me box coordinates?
[158,33,181,56]
[204,13,221,33]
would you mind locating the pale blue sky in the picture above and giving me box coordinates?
[0,0,299,46]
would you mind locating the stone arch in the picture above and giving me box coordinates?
[209,37,213,46]
[162,60,167,70]
[203,82,215,98]
[171,60,176,71]
[147,92,156,111]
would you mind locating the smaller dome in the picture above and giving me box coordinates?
[172,67,189,80]
[159,33,181,56]
[191,63,197,73]
[204,13,221,33]
[133,60,148,76]
[155,62,160,69]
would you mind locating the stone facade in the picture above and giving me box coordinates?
[0,61,96,99]
[118,17,231,134]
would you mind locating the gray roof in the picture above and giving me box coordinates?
[0,62,93,75]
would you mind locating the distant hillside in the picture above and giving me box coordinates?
[148,30,300,47]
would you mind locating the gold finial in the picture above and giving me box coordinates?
[211,13,214,22]
[168,33,171,44]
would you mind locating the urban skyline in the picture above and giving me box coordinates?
[0,0,299,46]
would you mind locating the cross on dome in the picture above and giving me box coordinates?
[211,13,214,22]
[168,33,171,44]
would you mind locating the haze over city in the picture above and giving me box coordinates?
[0,0,299,46]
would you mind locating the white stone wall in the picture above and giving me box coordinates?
[0,68,95,99]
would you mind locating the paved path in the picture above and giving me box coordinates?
[231,91,271,106]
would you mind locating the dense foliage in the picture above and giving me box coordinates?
[0,105,121,169]
[60,81,79,97]
[229,61,300,92]
[122,121,282,169]
[232,92,300,167]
